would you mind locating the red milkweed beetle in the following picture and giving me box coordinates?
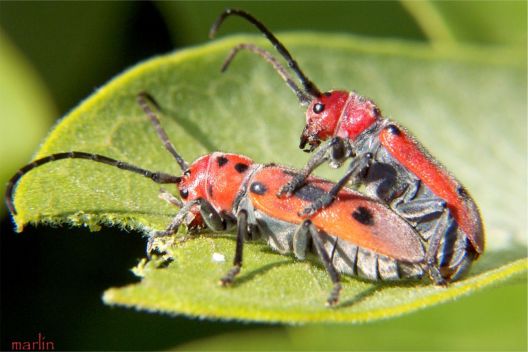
[209,9,484,285]
[7,93,429,306]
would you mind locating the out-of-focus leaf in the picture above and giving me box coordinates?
[0,2,141,110]
[0,29,56,213]
[156,1,426,46]
[403,0,527,47]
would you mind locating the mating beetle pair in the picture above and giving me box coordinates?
[210,9,484,285]
[6,9,484,306]
[6,93,426,306]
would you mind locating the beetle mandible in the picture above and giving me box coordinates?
[7,93,430,306]
[209,9,484,285]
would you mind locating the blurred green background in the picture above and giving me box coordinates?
[0,1,526,350]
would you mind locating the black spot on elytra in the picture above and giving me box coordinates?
[234,163,249,173]
[207,184,213,197]
[250,182,267,195]
[386,124,401,136]
[352,206,374,226]
[323,92,332,97]
[294,184,327,202]
[217,156,228,167]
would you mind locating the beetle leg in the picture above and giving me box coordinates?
[147,199,200,256]
[220,209,248,286]
[330,237,339,263]
[158,188,184,207]
[391,180,421,208]
[425,208,453,285]
[277,138,345,197]
[293,221,310,259]
[329,137,348,168]
[300,153,372,217]
[393,197,447,224]
[301,220,342,306]
[197,199,236,232]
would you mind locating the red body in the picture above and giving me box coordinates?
[302,90,484,255]
[177,152,424,267]
[249,167,423,263]
[180,152,253,213]
[378,127,484,252]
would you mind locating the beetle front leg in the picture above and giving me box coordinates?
[147,197,233,256]
[300,153,372,217]
[277,137,346,197]
[220,209,248,286]
[158,188,184,207]
[147,199,200,256]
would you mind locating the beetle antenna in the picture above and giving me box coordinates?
[210,8,322,99]
[5,152,181,215]
[221,43,312,105]
[137,92,189,171]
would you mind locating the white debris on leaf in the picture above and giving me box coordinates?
[212,252,225,263]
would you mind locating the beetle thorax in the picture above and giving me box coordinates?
[177,153,254,211]
[334,92,380,141]
[301,91,380,150]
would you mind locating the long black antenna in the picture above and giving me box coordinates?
[5,152,181,215]
[137,92,189,171]
[221,43,312,105]
[209,8,322,99]
[7,93,191,215]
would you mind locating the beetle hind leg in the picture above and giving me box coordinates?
[298,220,342,306]
[393,197,447,225]
[425,208,454,285]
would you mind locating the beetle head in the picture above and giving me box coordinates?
[175,155,210,204]
[300,91,350,151]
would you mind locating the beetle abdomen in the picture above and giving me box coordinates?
[252,210,424,282]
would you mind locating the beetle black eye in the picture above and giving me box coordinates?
[313,103,325,114]
[180,189,189,199]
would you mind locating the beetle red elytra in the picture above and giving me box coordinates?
[8,93,430,306]
[210,9,484,285]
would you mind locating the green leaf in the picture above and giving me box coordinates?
[174,284,527,350]
[11,34,527,323]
